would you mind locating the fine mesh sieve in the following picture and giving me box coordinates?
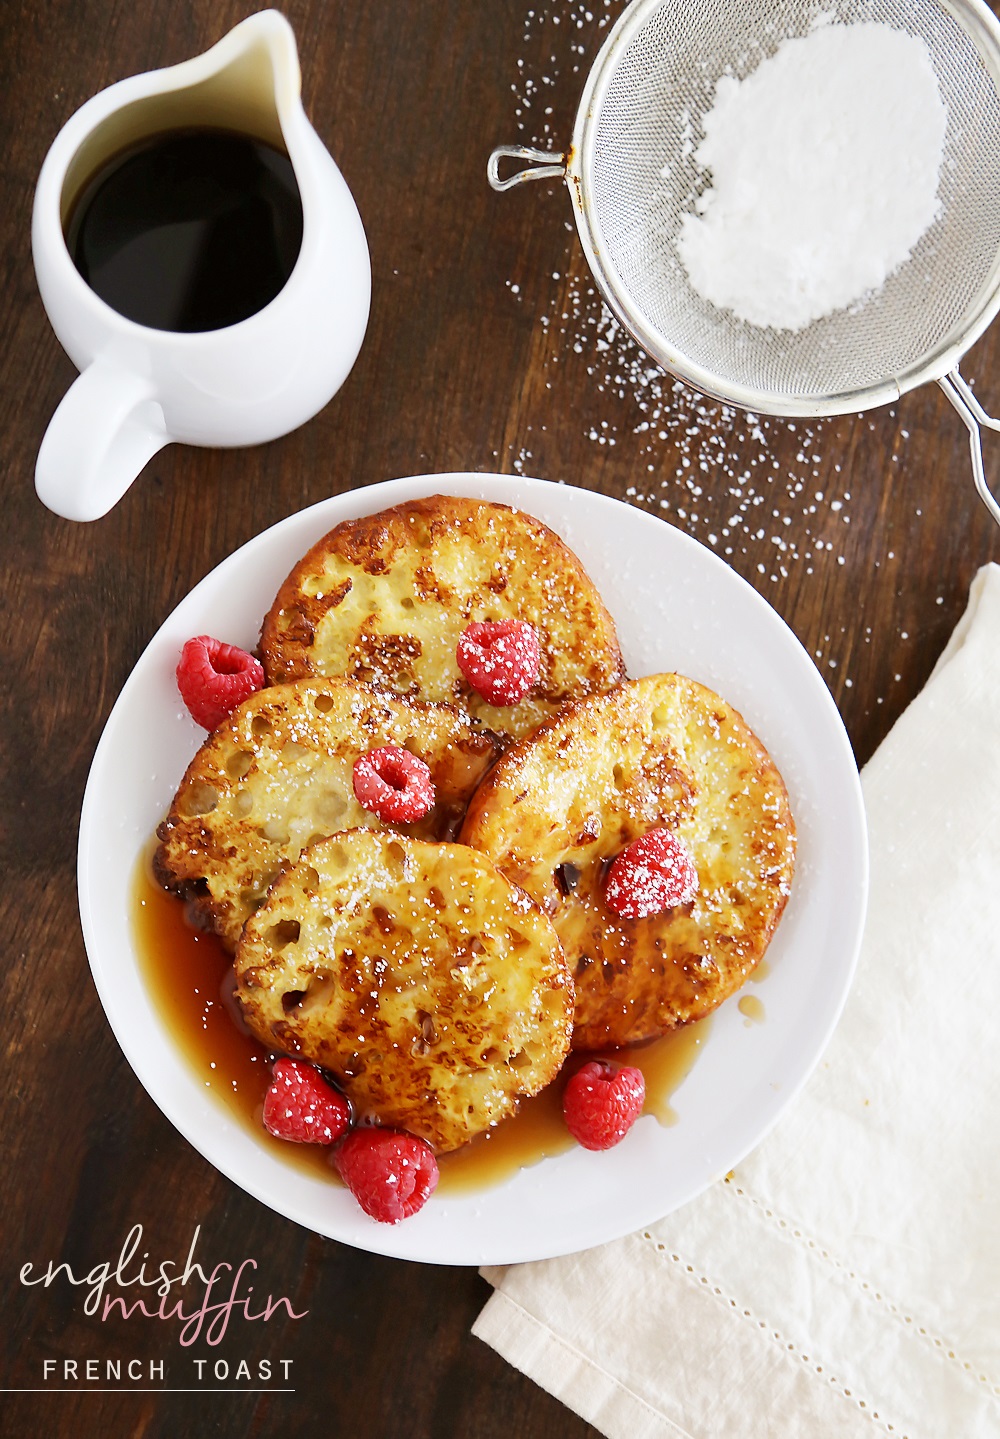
[488,0,1000,528]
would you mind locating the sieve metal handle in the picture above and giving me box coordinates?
[487,144,566,191]
[938,369,1000,531]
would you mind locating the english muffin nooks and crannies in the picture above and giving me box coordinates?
[234,831,575,1153]
[259,495,626,742]
[154,678,500,951]
[152,495,800,1187]
[460,674,796,1051]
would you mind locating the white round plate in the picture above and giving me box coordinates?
[78,472,867,1265]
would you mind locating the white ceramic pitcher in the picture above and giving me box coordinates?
[32,10,371,522]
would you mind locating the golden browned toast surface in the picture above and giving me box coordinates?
[460,674,796,1049]
[235,831,574,1153]
[154,678,500,950]
[259,495,625,742]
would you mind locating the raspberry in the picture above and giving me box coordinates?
[262,1059,351,1145]
[563,1060,645,1150]
[456,620,541,706]
[604,828,698,920]
[334,1128,439,1223]
[352,746,435,823]
[176,635,264,730]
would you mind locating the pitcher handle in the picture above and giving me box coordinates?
[35,360,168,522]
[938,368,1000,532]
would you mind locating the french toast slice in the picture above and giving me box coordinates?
[460,674,796,1049]
[154,678,500,951]
[259,495,626,742]
[235,831,574,1153]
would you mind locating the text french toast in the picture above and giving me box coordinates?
[154,677,500,950]
[460,673,796,1049]
[259,495,626,742]
[234,831,574,1153]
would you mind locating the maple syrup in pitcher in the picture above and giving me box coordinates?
[131,855,711,1195]
[65,128,303,332]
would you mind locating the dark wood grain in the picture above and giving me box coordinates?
[3,3,999,1436]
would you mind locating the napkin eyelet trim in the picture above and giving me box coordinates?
[723,1177,1000,1399]
[641,1231,905,1436]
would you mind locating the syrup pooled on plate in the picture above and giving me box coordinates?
[66,128,303,332]
[131,854,711,1194]
[738,993,766,1026]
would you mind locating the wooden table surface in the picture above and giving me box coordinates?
[3,2,1000,1435]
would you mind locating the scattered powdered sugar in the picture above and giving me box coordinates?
[676,21,948,330]
[508,4,615,139]
[507,261,867,585]
[501,5,916,599]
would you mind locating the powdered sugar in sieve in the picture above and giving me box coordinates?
[675,20,947,332]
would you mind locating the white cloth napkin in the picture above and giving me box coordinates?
[475,563,1000,1439]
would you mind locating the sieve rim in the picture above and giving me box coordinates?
[565,0,1000,419]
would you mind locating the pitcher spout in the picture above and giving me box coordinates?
[58,10,306,223]
[167,10,306,154]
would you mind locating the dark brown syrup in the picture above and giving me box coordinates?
[66,128,303,332]
[131,855,711,1196]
